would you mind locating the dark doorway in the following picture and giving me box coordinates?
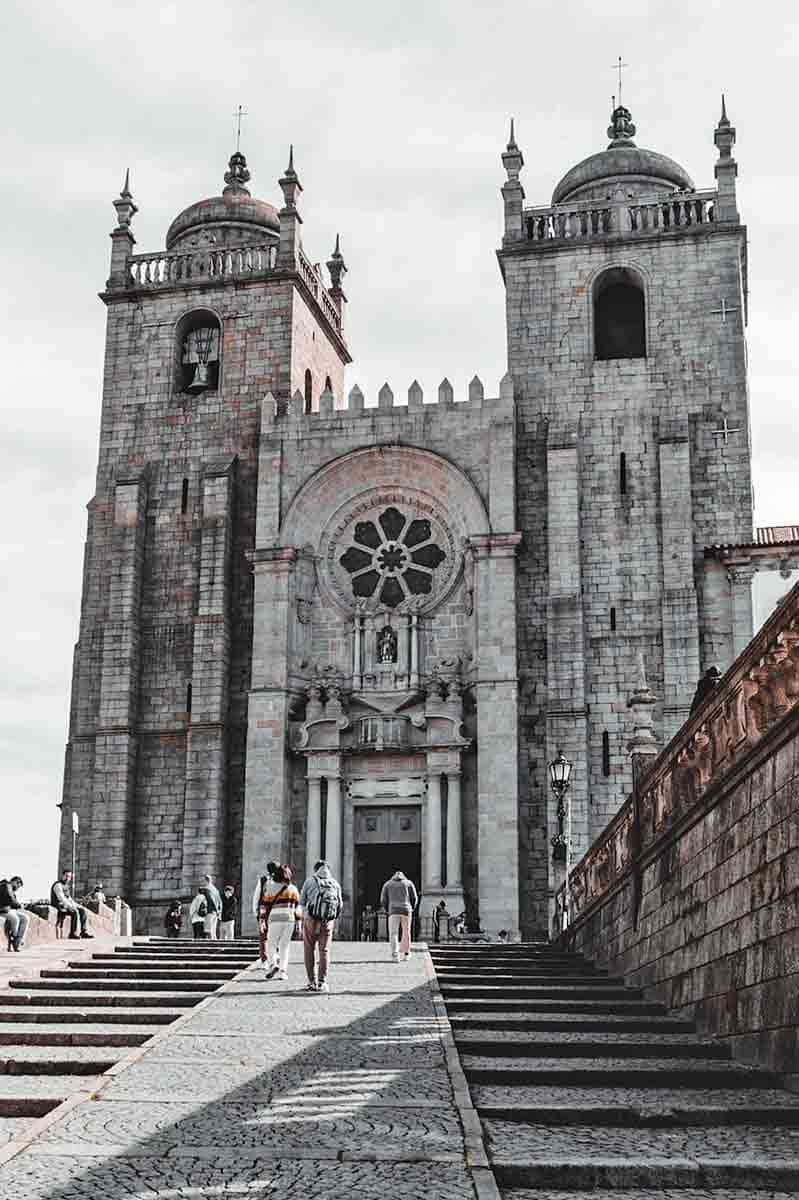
[355,842,421,940]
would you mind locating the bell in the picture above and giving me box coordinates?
[188,362,210,392]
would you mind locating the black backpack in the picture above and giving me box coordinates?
[307,876,341,921]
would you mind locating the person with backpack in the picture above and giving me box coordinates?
[252,861,279,967]
[299,860,343,992]
[188,888,208,939]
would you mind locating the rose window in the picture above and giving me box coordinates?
[339,506,446,608]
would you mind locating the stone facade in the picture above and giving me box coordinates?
[62,101,756,938]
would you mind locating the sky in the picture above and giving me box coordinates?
[1,1,797,898]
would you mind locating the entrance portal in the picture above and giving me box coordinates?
[355,842,421,940]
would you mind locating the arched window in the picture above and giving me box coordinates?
[594,268,645,360]
[176,309,221,394]
[304,369,313,414]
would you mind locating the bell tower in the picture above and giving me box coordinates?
[59,146,350,926]
[499,101,752,933]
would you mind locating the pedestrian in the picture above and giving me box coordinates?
[85,883,106,906]
[433,899,449,943]
[163,900,183,938]
[0,876,29,952]
[219,885,237,941]
[252,861,279,967]
[50,870,93,940]
[379,870,418,962]
[189,888,208,939]
[258,865,301,981]
[299,859,342,992]
[202,874,223,939]
[360,904,376,941]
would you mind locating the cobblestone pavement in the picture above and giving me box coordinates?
[0,944,482,1199]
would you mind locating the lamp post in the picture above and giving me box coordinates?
[549,750,573,930]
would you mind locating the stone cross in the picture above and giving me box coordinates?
[710,297,739,323]
[712,417,741,445]
[233,105,248,152]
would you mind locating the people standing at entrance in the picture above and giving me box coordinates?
[219,885,237,940]
[380,870,418,962]
[202,875,222,939]
[252,861,280,967]
[51,870,93,939]
[164,900,183,938]
[259,865,301,981]
[0,876,29,951]
[360,904,377,941]
[189,888,208,939]
[299,860,342,992]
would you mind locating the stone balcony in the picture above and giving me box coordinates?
[520,187,718,247]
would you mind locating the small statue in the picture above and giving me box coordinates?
[377,626,397,664]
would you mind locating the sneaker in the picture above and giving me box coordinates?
[391,954,400,962]
[276,972,288,981]
[318,980,330,993]
[80,932,94,939]
[265,966,279,980]
[403,953,412,961]
[305,982,318,991]
[68,933,81,940]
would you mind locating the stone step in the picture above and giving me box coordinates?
[0,1025,157,1047]
[472,1084,799,1112]
[54,960,237,979]
[90,954,255,967]
[440,984,642,1000]
[128,942,257,953]
[0,991,201,1008]
[450,1014,696,1033]
[0,1006,182,1024]
[444,998,664,1014]
[0,1045,119,1074]
[13,977,220,993]
[487,1122,799,1191]
[454,1032,730,1058]
[502,1191,798,1200]
[462,1057,777,1088]
[437,974,622,986]
[0,1115,37,1147]
[478,1099,799,1125]
[434,965,607,976]
[0,1075,106,1117]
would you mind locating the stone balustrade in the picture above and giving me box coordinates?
[125,243,278,289]
[524,188,717,245]
[297,246,342,331]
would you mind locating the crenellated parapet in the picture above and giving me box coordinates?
[558,579,799,926]
[270,374,508,424]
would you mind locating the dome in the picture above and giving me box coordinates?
[552,106,694,206]
[165,151,280,251]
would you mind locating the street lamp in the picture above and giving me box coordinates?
[549,750,573,931]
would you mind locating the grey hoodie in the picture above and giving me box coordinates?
[380,872,418,915]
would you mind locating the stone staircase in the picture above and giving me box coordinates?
[0,937,255,1148]
[431,942,799,1199]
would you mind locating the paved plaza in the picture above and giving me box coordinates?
[0,943,495,1199]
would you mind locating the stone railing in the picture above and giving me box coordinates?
[297,246,341,332]
[126,243,278,289]
[556,579,799,930]
[524,188,717,245]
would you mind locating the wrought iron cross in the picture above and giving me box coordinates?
[233,105,248,152]
[710,297,739,323]
[712,416,742,445]
[613,56,629,105]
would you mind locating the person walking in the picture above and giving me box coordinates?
[252,861,279,967]
[163,900,183,938]
[51,870,93,939]
[299,860,342,992]
[258,865,301,981]
[380,870,418,962]
[189,888,208,939]
[0,876,29,951]
[219,885,237,941]
[202,875,222,939]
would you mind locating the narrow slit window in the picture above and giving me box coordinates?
[304,369,313,414]
[619,452,627,496]
[602,731,611,776]
[610,606,617,631]
[186,683,193,716]
[181,478,189,514]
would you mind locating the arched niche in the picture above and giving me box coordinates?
[175,308,221,394]
[594,266,646,360]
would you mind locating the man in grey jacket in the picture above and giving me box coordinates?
[299,861,342,992]
[379,870,418,962]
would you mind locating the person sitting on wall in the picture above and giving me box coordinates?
[0,876,29,952]
[50,870,93,940]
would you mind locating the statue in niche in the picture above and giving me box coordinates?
[377,625,398,665]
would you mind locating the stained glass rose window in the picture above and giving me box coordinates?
[339,506,446,608]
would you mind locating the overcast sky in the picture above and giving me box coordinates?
[1,1,797,898]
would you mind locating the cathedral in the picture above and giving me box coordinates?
[61,98,758,936]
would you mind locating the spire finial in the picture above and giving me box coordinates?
[223,147,251,196]
[719,93,729,127]
[607,98,636,147]
[287,144,295,175]
[121,168,131,199]
[327,232,347,291]
[507,117,517,150]
[112,169,137,230]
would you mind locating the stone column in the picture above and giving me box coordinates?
[326,775,342,882]
[306,776,322,874]
[424,772,442,893]
[659,427,700,740]
[446,771,462,889]
[728,563,756,657]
